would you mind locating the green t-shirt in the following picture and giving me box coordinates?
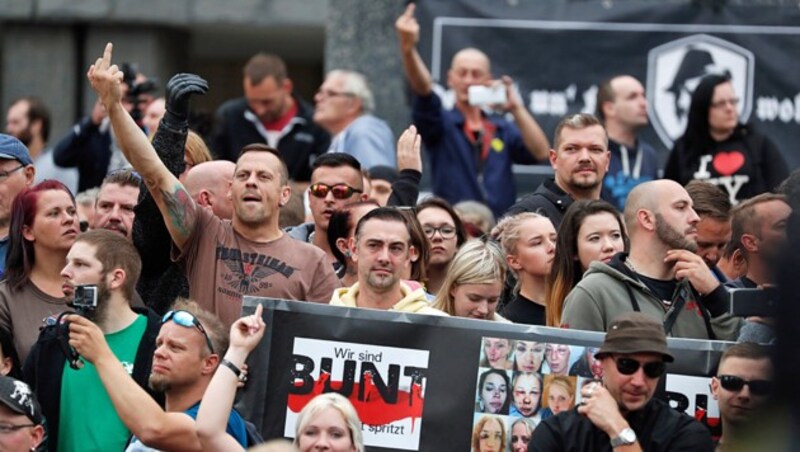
[58,314,148,452]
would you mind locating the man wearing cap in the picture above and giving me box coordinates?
[0,375,45,452]
[529,312,714,452]
[0,134,35,279]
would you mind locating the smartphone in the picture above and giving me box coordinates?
[728,287,778,318]
[468,85,507,107]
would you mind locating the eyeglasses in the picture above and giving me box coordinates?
[422,225,456,239]
[718,375,772,396]
[309,183,362,199]
[162,310,215,355]
[710,97,740,109]
[613,356,667,379]
[315,89,355,99]
[0,422,36,434]
[0,164,25,181]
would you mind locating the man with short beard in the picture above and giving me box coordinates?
[561,180,739,340]
[94,168,140,239]
[23,230,161,451]
[506,113,610,229]
[330,207,446,315]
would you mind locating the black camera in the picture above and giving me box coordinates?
[120,62,158,123]
[71,284,98,315]
[728,287,778,318]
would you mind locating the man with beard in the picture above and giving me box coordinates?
[686,181,732,281]
[506,113,610,229]
[710,343,773,451]
[65,297,248,451]
[94,168,140,239]
[330,207,446,314]
[24,230,161,451]
[560,180,738,340]
[529,312,713,451]
[5,97,78,192]
[88,43,339,329]
[210,52,329,183]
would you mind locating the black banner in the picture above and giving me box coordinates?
[413,1,800,168]
[238,298,732,451]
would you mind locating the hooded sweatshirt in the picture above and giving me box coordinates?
[330,282,448,316]
[560,253,741,340]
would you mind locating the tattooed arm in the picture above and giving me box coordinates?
[88,43,197,250]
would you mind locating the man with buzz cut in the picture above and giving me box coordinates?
[24,229,160,452]
[529,312,713,452]
[331,207,446,315]
[87,43,339,329]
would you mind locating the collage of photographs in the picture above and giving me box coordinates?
[471,337,604,452]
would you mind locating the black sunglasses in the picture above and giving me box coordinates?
[309,183,362,200]
[718,375,772,396]
[614,356,667,379]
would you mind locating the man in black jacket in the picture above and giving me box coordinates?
[529,312,713,452]
[23,230,160,452]
[209,53,329,182]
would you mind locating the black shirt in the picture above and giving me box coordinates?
[529,398,713,452]
[502,294,546,325]
[636,273,677,305]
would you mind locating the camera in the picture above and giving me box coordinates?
[728,287,778,318]
[468,85,507,107]
[71,284,98,315]
[120,62,158,123]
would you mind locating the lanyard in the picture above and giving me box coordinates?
[619,144,643,179]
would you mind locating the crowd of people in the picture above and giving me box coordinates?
[0,3,793,451]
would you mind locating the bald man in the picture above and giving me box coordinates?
[184,160,235,220]
[395,4,549,217]
[561,180,740,340]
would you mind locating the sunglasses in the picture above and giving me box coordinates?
[718,375,772,396]
[309,183,362,200]
[162,310,215,355]
[614,356,667,379]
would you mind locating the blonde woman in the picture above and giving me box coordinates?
[294,393,364,452]
[494,212,557,325]
[432,239,508,321]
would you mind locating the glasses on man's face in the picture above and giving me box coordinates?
[422,225,456,239]
[309,183,362,200]
[613,356,667,379]
[710,97,740,109]
[718,375,772,396]
[0,163,25,181]
[162,310,215,355]
[0,422,36,434]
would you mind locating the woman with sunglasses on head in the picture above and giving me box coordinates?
[415,197,467,295]
[432,239,507,321]
[0,180,78,362]
[546,199,627,327]
[494,212,556,326]
[665,73,787,204]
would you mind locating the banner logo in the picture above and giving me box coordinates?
[646,34,755,149]
[287,338,429,450]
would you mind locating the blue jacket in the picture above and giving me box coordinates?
[601,138,660,211]
[412,92,538,217]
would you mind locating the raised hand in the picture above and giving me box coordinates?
[395,3,420,52]
[163,73,209,129]
[87,43,125,110]
[229,303,266,354]
[396,125,422,172]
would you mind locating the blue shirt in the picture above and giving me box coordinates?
[328,114,396,169]
[412,92,538,217]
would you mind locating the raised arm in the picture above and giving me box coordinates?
[387,125,422,207]
[67,315,203,451]
[501,76,549,161]
[87,43,202,250]
[196,304,265,452]
[395,3,434,96]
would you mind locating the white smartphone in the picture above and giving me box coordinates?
[468,85,507,107]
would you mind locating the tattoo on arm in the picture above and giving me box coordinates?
[159,185,197,239]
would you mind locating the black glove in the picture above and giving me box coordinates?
[162,73,209,130]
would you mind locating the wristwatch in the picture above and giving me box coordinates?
[610,428,637,448]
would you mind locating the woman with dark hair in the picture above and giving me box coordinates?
[665,73,788,203]
[416,197,467,295]
[0,328,21,380]
[546,200,627,326]
[476,368,511,415]
[0,180,78,362]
